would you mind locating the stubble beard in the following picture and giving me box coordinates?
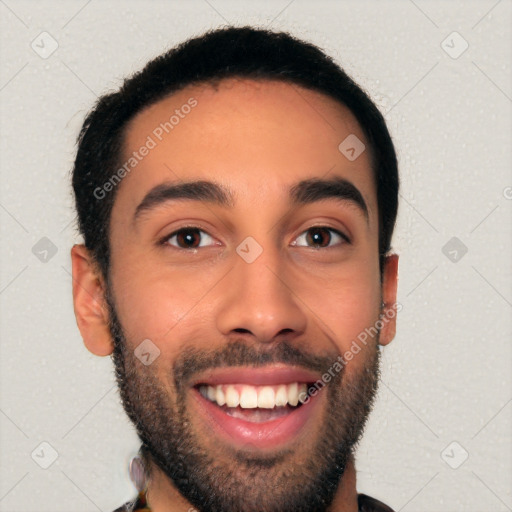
[107,288,381,512]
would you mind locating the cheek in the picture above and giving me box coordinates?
[110,263,217,356]
[303,265,381,357]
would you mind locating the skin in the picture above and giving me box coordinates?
[71,78,399,511]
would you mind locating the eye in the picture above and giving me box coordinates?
[292,226,350,248]
[164,227,217,249]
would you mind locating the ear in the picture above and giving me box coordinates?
[70,244,113,356]
[379,253,399,346]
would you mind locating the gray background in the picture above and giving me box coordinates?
[1,1,511,510]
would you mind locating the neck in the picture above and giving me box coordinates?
[144,455,359,512]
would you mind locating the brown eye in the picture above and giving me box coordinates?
[306,227,332,247]
[293,227,349,248]
[166,228,215,249]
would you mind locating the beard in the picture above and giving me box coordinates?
[107,287,381,512]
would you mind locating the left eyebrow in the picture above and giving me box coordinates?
[289,177,369,222]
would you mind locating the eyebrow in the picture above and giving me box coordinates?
[133,176,368,224]
[133,180,234,223]
[290,177,368,220]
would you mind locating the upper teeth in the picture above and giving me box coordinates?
[199,383,309,409]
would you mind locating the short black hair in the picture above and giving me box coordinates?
[72,25,398,278]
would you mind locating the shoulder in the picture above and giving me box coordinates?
[114,490,392,511]
[358,493,396,512]
[112,490,151,512]
[112,503,131,512]
[112,501,136,512]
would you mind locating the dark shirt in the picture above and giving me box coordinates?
[113,489,395,511]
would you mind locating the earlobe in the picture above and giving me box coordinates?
[70,244,114,356]
[379,253,399,346]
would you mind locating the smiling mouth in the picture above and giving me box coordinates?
[189,366,324,449]
[195,382,311,423]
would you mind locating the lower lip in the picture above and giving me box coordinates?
[191,387,322,450]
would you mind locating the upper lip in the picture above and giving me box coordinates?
[190,365,321,387]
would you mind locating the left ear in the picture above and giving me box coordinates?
[379,253,399,346]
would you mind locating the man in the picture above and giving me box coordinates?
[71,25,399,512]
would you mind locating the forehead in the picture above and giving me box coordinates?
[115,78,376,221]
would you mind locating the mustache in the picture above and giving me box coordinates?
[173,340,341,391]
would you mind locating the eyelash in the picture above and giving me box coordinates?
[160,225,351,251]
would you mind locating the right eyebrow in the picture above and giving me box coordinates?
[133,180,235,225]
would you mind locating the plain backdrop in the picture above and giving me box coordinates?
[0,1,511,511]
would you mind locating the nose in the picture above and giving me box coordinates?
[215,243,307,344]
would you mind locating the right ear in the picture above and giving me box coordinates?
[70,244,113,356]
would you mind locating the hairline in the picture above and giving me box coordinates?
[103,76,380,280]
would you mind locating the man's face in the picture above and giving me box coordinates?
[101,79,393,511]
